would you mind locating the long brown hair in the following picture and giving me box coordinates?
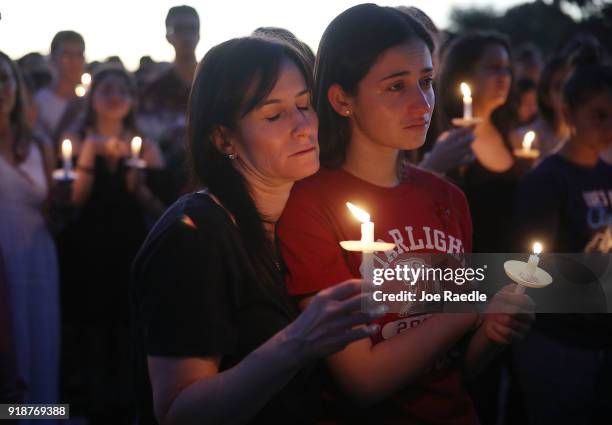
[0,51,32,164]
[314,4,434,169]
[188,36,313,285]
[436,31,514,143]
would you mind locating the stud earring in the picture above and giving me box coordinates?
[345,110,351,116]
[228,153,237,160]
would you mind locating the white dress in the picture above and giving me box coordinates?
[0,143,59,414]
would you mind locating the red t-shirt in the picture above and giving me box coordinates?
[277,166,479,425]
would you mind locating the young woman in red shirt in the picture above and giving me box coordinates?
[277,5,535,424]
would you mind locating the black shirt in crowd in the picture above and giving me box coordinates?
[130,192,325,425]
[515,153,612,254]
[514,153,612,349]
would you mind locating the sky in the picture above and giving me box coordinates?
[1,0,528,71]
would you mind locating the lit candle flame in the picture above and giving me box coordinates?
[346,202,370,223]
[533,242,543,255]
[131,136,142,158]
[75,84,87,97]
[81,73,91,85]
[61,139,72,159]
[523,131,535,151]
[460,82,472,98]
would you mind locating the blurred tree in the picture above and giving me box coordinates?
[550,0,607,17]
[447,0,610,57]
[577,3,612,58]
[448,7,498,32]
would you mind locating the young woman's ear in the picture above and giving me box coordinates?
[211,126,237,159]
[327,83,355,117]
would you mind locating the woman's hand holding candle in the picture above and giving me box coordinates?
[284,279,386,361]
[483,284,536,344]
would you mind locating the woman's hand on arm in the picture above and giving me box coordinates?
[298,295,479,405]
[149,280,382,425]
[463,284,535,380]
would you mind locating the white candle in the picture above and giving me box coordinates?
[346,202,375,282]
[524,242,542,281]
[131,136,142,159]
[522,131,535,154]
[460,82,473,120]
[61,139,73,177]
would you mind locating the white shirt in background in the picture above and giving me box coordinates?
[34,87,69,139]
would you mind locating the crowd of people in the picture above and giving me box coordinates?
[1,3,611,425]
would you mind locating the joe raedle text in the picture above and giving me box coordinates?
[372,290,488,303]
[370,264,489,304]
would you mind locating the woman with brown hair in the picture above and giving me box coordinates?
[130,36,381,425]
[278,6,534,424]
[0,50,60,417]
[437,31,519,254]
[58,65,165,424]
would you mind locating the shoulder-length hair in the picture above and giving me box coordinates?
[314,3,434,169]
[78,65,139,139]
[437,31,514,140]
[0,51,32,164]
[187,37,313,282]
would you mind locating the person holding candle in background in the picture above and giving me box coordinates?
[278,6,535,424]
[56,64,165,424]
[514,56,612,254]
[513,56,571,160]
[436,31,521,255]
[0,51,61,422]
[66,66,165,210]
[512,36,609,166]
[512,63,612,425]
[436,32,547,423]
[131,36,383,425]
